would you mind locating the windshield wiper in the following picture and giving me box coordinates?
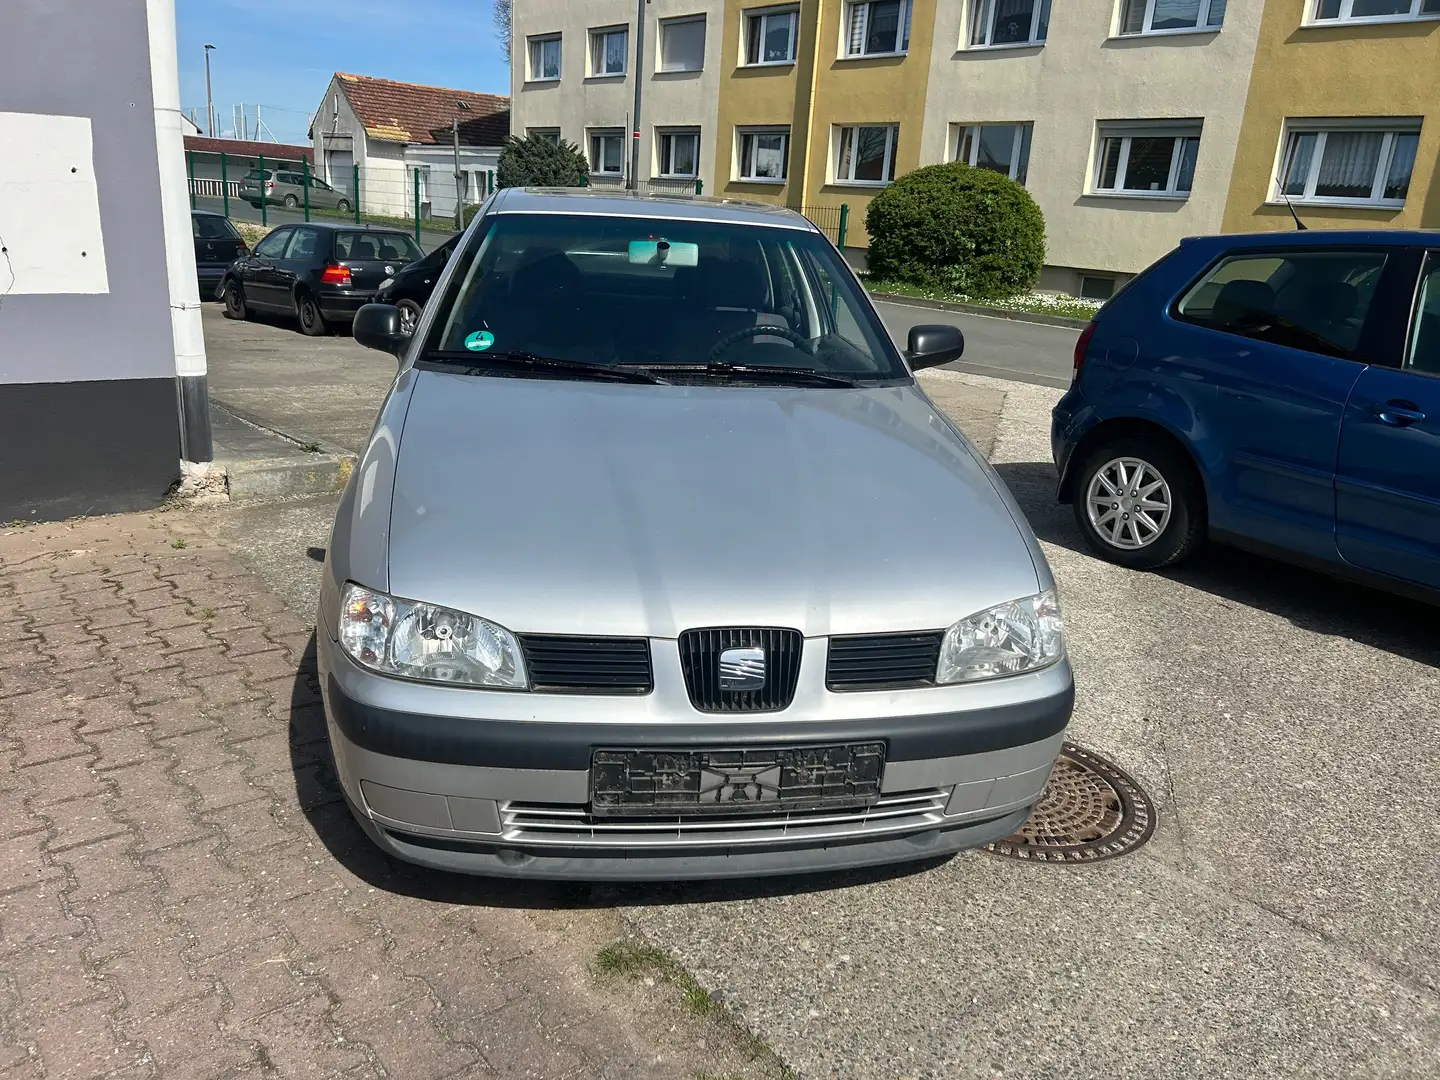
[424,350,667,385]
[636,362,861,388]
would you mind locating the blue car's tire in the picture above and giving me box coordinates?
[1071,435,1204,570]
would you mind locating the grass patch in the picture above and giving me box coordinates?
[299,441,322,454]
[865,278,1102,322]
[170,539,188,550]
[594,940,674,979]
[3,519,29,529]
[199,607,217,620]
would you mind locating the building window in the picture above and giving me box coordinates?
[1279,124,1420,207]
[955,123,1032,184]
[1311,0,1440,22]
[745,7,800,64]
[527,34,562,81]
[969,0,1050,46]
[1080,276,1117,302]
[1094,126,1201,197]
[658,130,701,177]
[529,128,561,145]
[835,125,899,184]
[844,0,912,56]
[660,16,707,71]
[590,130,625,175]
[1119,0,1226,34]
[738,128,790,181]
[590,27,629,76]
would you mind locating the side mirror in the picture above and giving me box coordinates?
[906,324,965,371]
[353,303,408,360]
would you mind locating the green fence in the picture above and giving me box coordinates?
[787,204,850,248]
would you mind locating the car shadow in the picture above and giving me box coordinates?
[992,461,1440,669]
[288,634,955,908]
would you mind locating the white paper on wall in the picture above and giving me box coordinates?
[0,111,110,296]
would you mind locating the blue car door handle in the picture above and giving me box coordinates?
[1374,399,1426,426]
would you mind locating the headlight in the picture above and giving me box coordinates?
[936,589,1064,684]
[338,583,527,689]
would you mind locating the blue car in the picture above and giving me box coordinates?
[1052,230,1440,599]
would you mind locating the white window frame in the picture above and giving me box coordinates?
[1275,121,1422,208]
[528,127,562,145]
[659,16,707,72]
[657,129,702,178]
[589,26,629,77]
[527,34,562,81]
[834,124,900,186]
[589,129,626,176]
[737,127,790,182]
[1118,0,1226,36]
[1092,125,1202,198]
[968,0,1050,48]
[744,6,800,65]
[1308,0,1440,24]
[842,0,913,58]
[954,122,1033,184]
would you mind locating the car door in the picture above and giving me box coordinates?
[244,227,292,309]
[309,175,340,210]
[1335,248,1440,589]
[278,227,322,308]
[1169,246,1391,559]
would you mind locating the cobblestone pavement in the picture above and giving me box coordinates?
[0,515,778,1080]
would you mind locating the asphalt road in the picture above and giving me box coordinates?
[873,298,1080,388]
[192,194,457,253]
[197,306,1440,1079]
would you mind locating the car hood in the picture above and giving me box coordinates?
[386,370,1042,638]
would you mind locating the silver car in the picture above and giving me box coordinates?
[318,188,1072,880]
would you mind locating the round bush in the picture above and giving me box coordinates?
[865,163,1046,300]
[495,133,589,190]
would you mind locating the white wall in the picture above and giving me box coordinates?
[511,0,723,191]
[920,1,1264,288]
[403,144,502,218]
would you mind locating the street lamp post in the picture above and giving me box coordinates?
[203,44,216,136]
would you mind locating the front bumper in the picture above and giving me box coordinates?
[317,632,1073,880]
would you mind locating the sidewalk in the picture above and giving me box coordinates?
[0,514,783,1079]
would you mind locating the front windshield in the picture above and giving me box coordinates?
[424,212,907,381]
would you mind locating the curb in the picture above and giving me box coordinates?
[867,290,1092,330]
[210,403,358,504]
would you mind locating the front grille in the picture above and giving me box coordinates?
[678,627,802,713]
[517,634,652,694]
[826,631,944,691]
[498,789,950,848]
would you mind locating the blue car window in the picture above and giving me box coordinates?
[1407,256,1440,376]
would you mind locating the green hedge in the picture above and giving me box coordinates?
[865,163,1045,300]
[495,133,589,190]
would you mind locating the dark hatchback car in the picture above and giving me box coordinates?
[376,233,459,335]
[192,210,247,295]
[217,222,423,335]
[1053,229,1440,600]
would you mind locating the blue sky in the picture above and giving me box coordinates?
[176,0,509,146]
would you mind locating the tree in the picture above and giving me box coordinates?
[494,0,511,63]
[865,162,1046,300]
[495,134,589,190]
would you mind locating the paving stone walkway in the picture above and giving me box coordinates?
[0,515,764,1080]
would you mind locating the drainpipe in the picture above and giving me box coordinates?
[629,0,648,189]
[798,0,824,209]
[146,0,212,463]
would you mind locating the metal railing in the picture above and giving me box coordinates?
[787,204,850,248]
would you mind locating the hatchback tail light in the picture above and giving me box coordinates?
[265,180,274,192]
[320,264,352,286]
[236,245,249,257]
[1072,320,1097,386]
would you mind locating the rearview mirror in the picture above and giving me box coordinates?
[905,324,965,371]
[353,303,408,361]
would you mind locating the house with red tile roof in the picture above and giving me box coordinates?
[311,73,510,220]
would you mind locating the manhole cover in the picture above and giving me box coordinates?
[983,743,1155,863]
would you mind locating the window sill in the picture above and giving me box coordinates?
[836,51,909,61]
[739,60,797,68]
[963,40,1046,51]
[588,173,624,180]
[1086,190,1190,201]
[1264,198,1405,211]
[657,66,704,74]
[830,179,892,188]
[1108,26,1220,40]
[1301,14,1440,27]
[585,73,628,81]
[524,77,562,85]
[654,175,699,181]
[735,177,787,185]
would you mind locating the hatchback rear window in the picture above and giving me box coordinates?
[1175,249,1388,359]
[334,232,422,263]
[243,169,272,180]
[192,215,241,240]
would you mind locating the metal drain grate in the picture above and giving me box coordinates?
[983,743,1155,863]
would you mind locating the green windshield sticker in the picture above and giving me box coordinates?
[465,330,495,352]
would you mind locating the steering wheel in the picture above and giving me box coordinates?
[706,323,814,363]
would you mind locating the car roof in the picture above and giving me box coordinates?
[269,222,415,235]
[191,209,227,218]
[490,187,818,231]
[1185,228,1440,250]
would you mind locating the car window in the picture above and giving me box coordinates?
[1176,249,1388,359]
[244,169,271,181]
[310,176,332,190]
[1407,254,1440,376]
[285,228,321,260]
[334,231,422,262]
[253,229,291,258]
[427,212,905,380]
[192,215,240,240]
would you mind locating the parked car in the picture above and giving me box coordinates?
[316,188,1073,880]
[1053,229,1440,599]
[376,233,461,335]
[192,210,247,296]
[217,222,423,335]
[239,167,352,213]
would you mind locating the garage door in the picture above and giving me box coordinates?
[327,150,354,193]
